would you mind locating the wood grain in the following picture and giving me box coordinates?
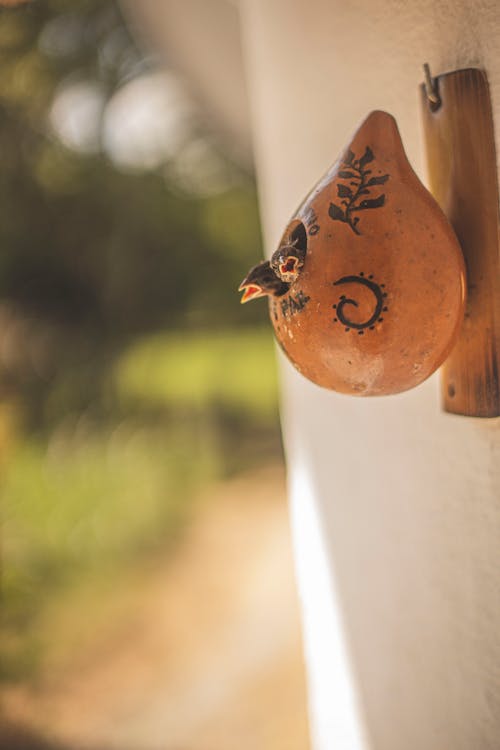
[421,68,500,417]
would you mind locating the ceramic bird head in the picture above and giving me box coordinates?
[238,260,289,304]
[270,239,306,284]
[239,110,466,396]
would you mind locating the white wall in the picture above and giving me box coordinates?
[239,2,500,748]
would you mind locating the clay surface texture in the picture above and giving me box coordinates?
[270,110,466,396]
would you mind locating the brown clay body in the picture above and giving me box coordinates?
[269,111,466,396]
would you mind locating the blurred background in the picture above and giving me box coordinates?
[0,1,308,748]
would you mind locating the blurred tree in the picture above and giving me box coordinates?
[0,0,278,686]
[0,0,265,429]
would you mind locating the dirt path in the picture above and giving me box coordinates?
[2,465,310,750]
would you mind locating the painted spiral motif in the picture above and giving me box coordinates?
[332,274,388,333]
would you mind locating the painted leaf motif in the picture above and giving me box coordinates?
[366,174,389,187]
[359,146,374,168]
[327,145,390,234]
[328,203,346,221]
[337,184,353,199]
[366,175,389,186]
[344,149,355,166]
[356,195,386,210]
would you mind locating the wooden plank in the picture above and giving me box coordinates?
[421,68,500,417]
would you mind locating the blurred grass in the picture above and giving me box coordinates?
[1,326,282,681]
[115,326,279,418]
[0,0,281,694]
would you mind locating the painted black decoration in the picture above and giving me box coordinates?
[281,290,311,319]
[304,207,320,237]
[328,147,389,235]
[332,273,388,332]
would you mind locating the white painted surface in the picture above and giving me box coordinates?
[122,0,253,165]
[239,2,500,748]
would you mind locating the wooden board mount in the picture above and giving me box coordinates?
[421,67,500,417]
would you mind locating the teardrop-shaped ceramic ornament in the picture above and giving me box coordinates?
[240,110,466,396]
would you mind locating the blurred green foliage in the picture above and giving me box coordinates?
[0,0,267,425]
[116,328,278,418]
[2,420,216,678]
[0,0,281,681]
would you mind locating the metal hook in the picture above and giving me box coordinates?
[423,63,441,111]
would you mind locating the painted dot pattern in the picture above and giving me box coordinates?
[332,273,388,332]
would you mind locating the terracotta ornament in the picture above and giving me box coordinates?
[239,110,466,396]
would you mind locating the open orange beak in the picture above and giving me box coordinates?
[280,256,298,276]
[238,281,266,304]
